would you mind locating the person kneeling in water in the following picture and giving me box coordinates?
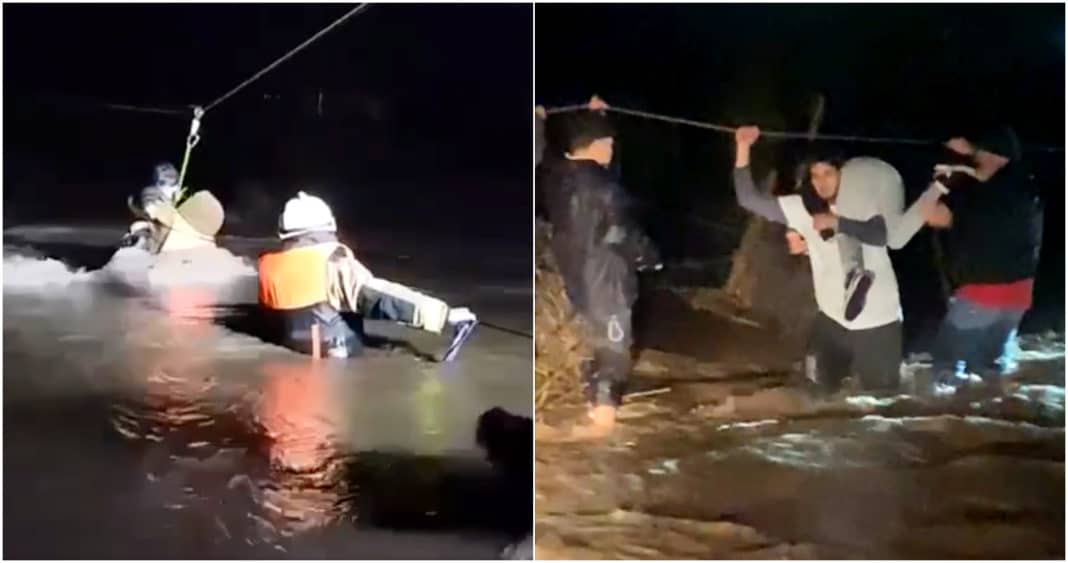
[257,191,478,360]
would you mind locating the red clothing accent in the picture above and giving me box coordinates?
[956,279,1034,310]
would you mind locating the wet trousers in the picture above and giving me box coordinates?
[932,295,1025,381]
[565,278,635,408]
[808,313,903,392]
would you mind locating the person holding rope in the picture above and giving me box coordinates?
[924,126,1043,393]
[540,101,661,435]
[732,126,944,394]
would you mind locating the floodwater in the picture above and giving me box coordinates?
[3,224,532,559]
[536,289,1065,559]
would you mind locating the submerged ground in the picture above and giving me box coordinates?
[535,289,1065,560]
[3,223,532,558]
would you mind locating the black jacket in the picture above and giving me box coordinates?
[544,159,659,310]
[941,163,1043,286]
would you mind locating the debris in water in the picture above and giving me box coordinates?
[112,422,140,440]
[214,516,231,539]
[188,441,210,449]
[716,419,777,431]
[623,387,671,401]
[262,499,283,515]
[164,503,185,510]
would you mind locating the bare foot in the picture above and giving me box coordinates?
[534,406,618,442]
[568,405,616,439]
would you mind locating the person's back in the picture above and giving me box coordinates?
[942,161,1041,286]
[258,231,367,357]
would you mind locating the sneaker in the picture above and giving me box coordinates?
[441,309,478,362]
[931,382,959,397]
[844,268,874,322]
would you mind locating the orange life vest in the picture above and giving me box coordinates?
[257,243,362,357]
[258,246,332,310]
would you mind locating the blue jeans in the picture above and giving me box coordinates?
[932,296,1025,381]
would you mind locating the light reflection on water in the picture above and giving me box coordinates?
[5,270,528,557]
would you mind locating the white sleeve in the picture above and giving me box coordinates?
[777,194,812,233]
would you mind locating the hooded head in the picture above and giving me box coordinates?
[970,126,1020,182]
[974,126,1022,162]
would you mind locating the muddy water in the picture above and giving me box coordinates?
[536,297,1064,559]
[3,226,532,558]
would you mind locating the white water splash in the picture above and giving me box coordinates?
[3,248,94,289]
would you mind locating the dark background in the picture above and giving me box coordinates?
[5,3,533,242]
[537,3,1065,340]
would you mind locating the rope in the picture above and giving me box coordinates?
[547,103,1064,152]
[203,3,372,113]
[36,5,372,119]
[103,103,189,117]
[176,4,371,199]
[479,321,533,340]
[176,106,204,193]
[30,92,189,117]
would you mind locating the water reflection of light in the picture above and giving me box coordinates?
[255,360,348,534]
[110,287,223,445]
[415,374,446,451]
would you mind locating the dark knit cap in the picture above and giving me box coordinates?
[561,110,616,153]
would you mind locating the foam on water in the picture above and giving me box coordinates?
[3,244,257,293]
[3,247,94,288]
[99,246,257,287]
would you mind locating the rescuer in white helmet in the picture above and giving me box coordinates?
[257,191,478,360]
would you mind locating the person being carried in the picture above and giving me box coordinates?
[542,105,660,436]
[732,126,942,393]
[257,191,478,361]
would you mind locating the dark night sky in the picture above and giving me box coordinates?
[537,3,1065,334]
[4,3,533,239]
[537,4,1064,143]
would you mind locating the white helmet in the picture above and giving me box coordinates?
[278,191,337,240]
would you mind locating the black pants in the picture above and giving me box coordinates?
[565,278,635,408]
[808,313,902,392]
[577,306,633,408]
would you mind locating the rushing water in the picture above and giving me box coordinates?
[3,225,533,558]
